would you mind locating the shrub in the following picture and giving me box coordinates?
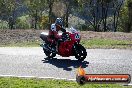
[0,20,8,29]
[39,16,49,29]
[119,0,132,32]
[78,24,93,31]
[16,15,31,29]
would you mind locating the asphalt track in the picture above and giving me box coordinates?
[0,47,132,83]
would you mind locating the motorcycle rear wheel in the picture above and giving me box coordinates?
[43,46,56,58]
[74,44,87,61]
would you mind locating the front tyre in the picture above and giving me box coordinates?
[74,44,87,61]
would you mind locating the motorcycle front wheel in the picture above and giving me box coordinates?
[74,44,87,61]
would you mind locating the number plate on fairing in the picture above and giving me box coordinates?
[75,33,80,39]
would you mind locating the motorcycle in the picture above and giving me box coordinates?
[40,27,87,61]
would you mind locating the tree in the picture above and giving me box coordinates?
[112,0,123,32]
[72,0,114,31]
[72,0,125,32]
[63,0,78,27]
[0,0,17,29]
[100,0,113,32]
[24,0,48,29]
[127,0,132,32]
[119,0,132,32]
[80,0,113,31]
[48,0,54,28]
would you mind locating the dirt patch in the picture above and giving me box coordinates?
[81,31,132,41]
[0,29,132,45]
[0,30,44,45]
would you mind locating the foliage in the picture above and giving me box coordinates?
[0,0,17,17]
[40,16,49,29]
[23,0,49,29]
[119,0,132,32]
[119,6,128,32]
[16,15,30,29]
[0,20,8,29]
[78,24,93,31]
[0,0,131,32]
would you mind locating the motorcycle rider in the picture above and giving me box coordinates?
[40,18,66,52]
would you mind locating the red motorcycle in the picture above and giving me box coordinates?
[40,27,87,61]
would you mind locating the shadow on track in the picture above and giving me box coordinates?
[42,57,89,71]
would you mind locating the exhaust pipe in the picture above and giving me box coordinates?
[40,32,48,42]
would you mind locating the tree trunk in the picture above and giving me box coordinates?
[127,2,132,32]
[96,2,100,32]
[101,2,105,32]
[113,1,123,32]
[34,10,38,29]
[104,4,108,32]
[65,7,69,27]
[113,12,116,32]
[48,0,54,30]
[102,7,106,32]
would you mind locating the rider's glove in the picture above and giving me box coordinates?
[61,27,66,32]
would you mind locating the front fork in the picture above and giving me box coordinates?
[73,42,80,54]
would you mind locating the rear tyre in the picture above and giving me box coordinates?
[74,44,87,61]
[43,44,56,58]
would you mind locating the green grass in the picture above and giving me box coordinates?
[0,77,130,88]
[81,39,132,49]
[0,39,132,49]
[0,40,40,47]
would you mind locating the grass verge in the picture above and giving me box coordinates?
[0,40,40,47]
[81,39,132,49]
[0,39,132,49]
[0,77,130,88]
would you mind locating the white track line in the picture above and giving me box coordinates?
[123,84,132,86]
